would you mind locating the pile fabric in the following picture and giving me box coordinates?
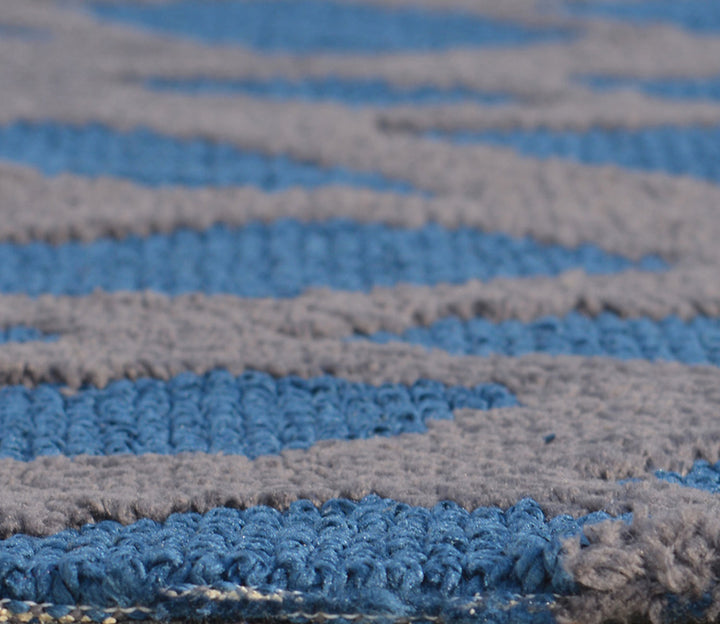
[1,1,720,623]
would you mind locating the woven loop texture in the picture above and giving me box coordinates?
[2,1,720,623]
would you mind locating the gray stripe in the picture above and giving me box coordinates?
[6,2,720,218]
[0,285,718,535]
[4,81,720,210]
[1,352,719,536]
[3,3,566,102]
[253,267,720,337]
[5,79,720,180]
[5,1,720,125]
[0,268,715,386]
[4,163,720,264]
[378,89,720,133]
[8,0,720,105]
[0,295,719,534]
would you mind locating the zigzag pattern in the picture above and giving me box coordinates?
[1,1,720,623]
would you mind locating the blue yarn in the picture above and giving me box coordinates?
[365,312,720,365]
[429,125,720,183]
[0,122,415,193]
[0,220,666,297]
[579,74,720,101]
[0,495,617,620]
[656,460,720,493]
[0,326,55,344]
[0,370,516,461]
[566,0,720,32]
[147,76,513,107]
[89,0,572,52]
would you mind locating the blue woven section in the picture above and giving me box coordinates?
[0,220,666,297]
[365,312,720,364]
[579,74,720,101]
[656,460,720,493]
[0,326,55,344]
[0,370,516,461]
[429,126,720,183]
[0,122,415,193]
[90,0,572,52]
[147,76,512,107]
[566,0,720,32]
[0,495,626,619]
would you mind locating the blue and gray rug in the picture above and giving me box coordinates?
[2,1,720,622]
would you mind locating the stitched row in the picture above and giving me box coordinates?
[365,312,720,365]
[565,0,720,32]
[429,125,720,183]
[147,77,512,107]
[0,219,666,297]
[90,0,572,51]
[158,586,557,624]
[0,495,622,618]
[0,370,516,461]
[0,592,554,624]
[0,122,415,193]
[579,74,720,101]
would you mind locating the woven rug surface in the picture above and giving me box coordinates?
[2,1,720,623]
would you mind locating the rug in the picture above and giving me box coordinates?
[1,1,720,623]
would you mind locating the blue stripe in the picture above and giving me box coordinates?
[0,122,416,193]
[0,370,516,461]
[656,460,720,493]
[0,220,666,297]
[0,495,623,620]
[365,312,720,365]
[147,76,513,107]
[0,326,55,344]
[429,125,720,183]
[579,74,720,101]
[90,0,573,52]
[566,0,720,32]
